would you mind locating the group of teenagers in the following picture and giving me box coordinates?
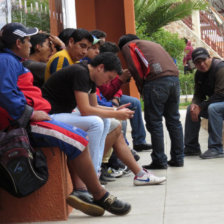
[1,21,224,218]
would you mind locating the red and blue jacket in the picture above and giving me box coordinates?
[0,49,51,129]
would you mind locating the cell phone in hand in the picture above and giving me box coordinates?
[129,106,137,111]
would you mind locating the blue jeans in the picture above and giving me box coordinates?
[120,94,147,146]
[185,102,224,153]
[50,112,110,173]
[143,76,184,165]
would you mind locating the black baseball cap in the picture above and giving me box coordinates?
[192,47,210,62]
[1,22,38,44]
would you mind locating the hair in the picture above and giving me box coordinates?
[183,38,188,44]
[100,41,119,54]
[70,28,93,44]
[90,29,107,39]
[90,52,122,75]
[0,25,25,50]
[118,34,139,49]
[58,28,75,46]
[30,33,50,54]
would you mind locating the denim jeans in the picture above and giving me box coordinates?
[184,102,224,153]
[143,76,184,165]
[50,112,110,173]
[120,94,147,146]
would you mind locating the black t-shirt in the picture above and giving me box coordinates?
[42,62,96,114]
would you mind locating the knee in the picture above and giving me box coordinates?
[208,104,217,115]
[91,116,104,131]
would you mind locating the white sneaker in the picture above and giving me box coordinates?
[133,170,166,186]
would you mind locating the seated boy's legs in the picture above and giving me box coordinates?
[30,119,131,216]
[50,112,110,174]
[200,102,224,159]
[120,94,152,151]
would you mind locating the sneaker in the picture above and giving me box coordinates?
[122,166,132,176]
[200,149,224,159]
[143,162,167,170]
[66,190,105,216]
[134,170,166,186]
[130,148,140,161]
[184,147,201,156]
[167,160,184,167]
[107,167,123,178]
[133,143,153,152]
[108,158,126,170]
[94,192,131,215]
[100,167,116,182]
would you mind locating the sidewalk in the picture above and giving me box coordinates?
[37,109,224,224]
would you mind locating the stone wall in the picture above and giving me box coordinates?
[164,20,222,58]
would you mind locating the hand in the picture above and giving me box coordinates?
[31,111,51,122]
[116,103,131,110]
[49,35,65,50]
[115,108,134,120]
[119,69,132,83]
[190,104,201,122]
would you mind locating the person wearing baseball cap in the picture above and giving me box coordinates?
[0,22,38,59]
[184,47,224,159]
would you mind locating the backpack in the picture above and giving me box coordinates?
[0,127,48,198]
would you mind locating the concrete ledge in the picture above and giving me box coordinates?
[0,147,73,223]
[201,119,224,144]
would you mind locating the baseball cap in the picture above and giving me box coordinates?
[1,22,38,44]
[192,47,210,62]
[92,35,101,45]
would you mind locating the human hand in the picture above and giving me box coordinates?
[31,111,51,122]
[116,103,131,110]
[119,69,132,83]
[190,104,201,122]
[115,108,134,120]
[49,35,65,50]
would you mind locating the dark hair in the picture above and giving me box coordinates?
[118,34,139,49]
[70,28,93,44]
[184,38,188,44]
[90,52,122,75]
[58,28,75,46]
[30,33,50,54]
[90,29,107,39]
[100,41,119,54]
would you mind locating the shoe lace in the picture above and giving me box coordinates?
[104,194,117,205]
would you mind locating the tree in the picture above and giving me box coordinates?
[134,0,208,35]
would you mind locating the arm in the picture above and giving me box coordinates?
[74,90,134,120]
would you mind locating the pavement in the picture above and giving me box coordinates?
[34,109,224,224]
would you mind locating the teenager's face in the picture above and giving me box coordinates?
[94,65,117,86]
[38,38,53,63]
[86,43,100,59]
[19,37,32,59]
[68,38,92,62]
[194,57,212,72]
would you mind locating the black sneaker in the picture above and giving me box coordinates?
[200,149,224,159]
[184,148,201,156]
[94,192,131,216]
[66,190,105,216]
[167,160,184,167]
[133,143,153,152]
[143,162,167,170]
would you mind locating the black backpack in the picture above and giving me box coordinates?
[0,127,48,197]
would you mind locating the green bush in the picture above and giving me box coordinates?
[179,73,195,95]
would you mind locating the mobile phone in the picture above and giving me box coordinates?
[130,106,137,111]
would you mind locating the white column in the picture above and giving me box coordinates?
[62,0,77,28]
[192,10,201,40]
